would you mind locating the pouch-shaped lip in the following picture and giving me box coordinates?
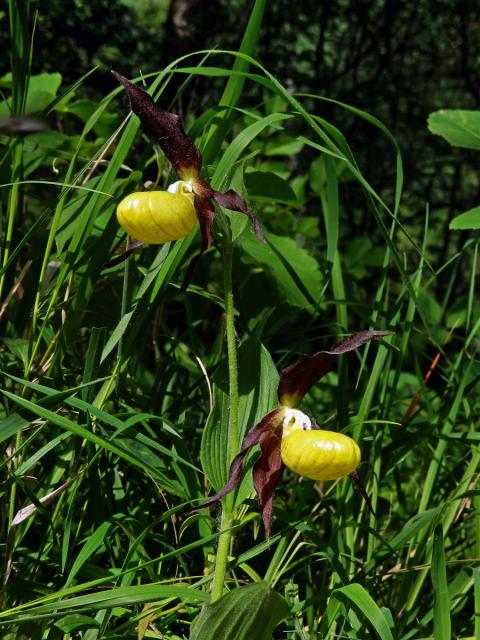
[116,190,197,244]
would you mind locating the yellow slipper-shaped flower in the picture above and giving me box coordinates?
[117,181,197,244]
[280,409,360,481]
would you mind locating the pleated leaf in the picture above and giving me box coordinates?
[190,582,289,640]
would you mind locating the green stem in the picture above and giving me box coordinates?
[223,241,239,462]
[211,235,239,602]
[211,512,234,601]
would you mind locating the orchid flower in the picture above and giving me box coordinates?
[191,330,391,535]
[111,71,264,285]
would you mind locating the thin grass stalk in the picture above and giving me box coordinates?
[475,496,480,640]
[0,145,22,304]
[404,356,474,615]
[2,3,32,606]
[29,152,79,358]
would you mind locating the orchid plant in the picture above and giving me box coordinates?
[112,73,390,593]
[191,330,390,535]
[112,71,264,286]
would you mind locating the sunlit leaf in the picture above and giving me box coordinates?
[190,582,289,640]
[428,109,480,150]
[449,205,480,230]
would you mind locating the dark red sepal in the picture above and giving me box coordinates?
[112,70,202,181]
[278,330,392,407]
[193,178,214,199]
[101,240,143,270]
[187,408,285,519]
[181,196,215,292]
[195,196,215,251]
[253,430,284,536]
[213,190,265,241]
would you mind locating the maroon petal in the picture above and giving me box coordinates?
[185,447,249,514]
[349,471,376,517]
[193,178,214,199]
[278,330,392,407]
[112,71,201,181]
[195,196,215,251]
[187,408,285,514]
[213,190,265,241]
[181,196,215,292]
[253,430,284,536]
[102,240,143,270]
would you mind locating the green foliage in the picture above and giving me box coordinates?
[0,1,478,639]
[428,110,480,151]
[428,109,480,230]
[449,205,480,230]
[190,582,289,640]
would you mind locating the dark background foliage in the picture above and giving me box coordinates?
[3,0,479,261]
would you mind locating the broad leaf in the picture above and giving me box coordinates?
[245,170,298,204]
[240,228,323,311]
[200,337,279,491]
[190,582,289,640]
[449,205,480,230]
[428,109,480,150]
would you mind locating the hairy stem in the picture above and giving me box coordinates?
[223,241,240,462]
[211,512,234,602]
[211,236,239,601]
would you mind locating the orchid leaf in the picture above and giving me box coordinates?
[278,330,392,407]
[240,228,323,311]
[200,337,279,491]
[192,408,284,514]
[112,71,202,180]
[190,582,289,640]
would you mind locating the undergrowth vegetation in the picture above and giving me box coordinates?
[0,1,478,638]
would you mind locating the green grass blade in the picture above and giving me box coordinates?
[431,525,451,640]
[329,583,394,640]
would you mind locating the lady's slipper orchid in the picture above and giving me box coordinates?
[116,181,197,244]
[111,71,264,286]
[191,330,391,535]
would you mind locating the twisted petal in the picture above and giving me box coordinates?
[102,239,143,270]
[213,190,265,241]
[278,330,392,407]
[181,196,215,291]
[187,408,285,517]
[253,429,284,536]
[349,470,376,516]
[195,195,215,251]
[112,71,202,180]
